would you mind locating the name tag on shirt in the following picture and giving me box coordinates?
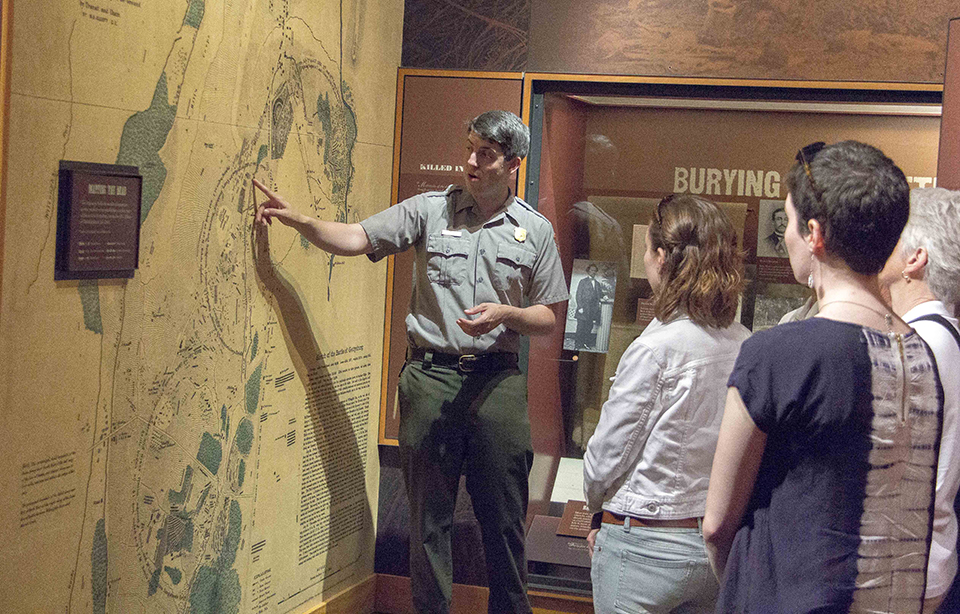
[441,229,462,237]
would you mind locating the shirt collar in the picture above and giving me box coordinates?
[456,187,520,226]
[903,300,954,323]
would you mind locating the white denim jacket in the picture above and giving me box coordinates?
[584,316,750,519]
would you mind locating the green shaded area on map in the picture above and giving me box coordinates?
[86,0,201,336]
[256,145,268,168]
[116,73,177,223]
[183,0,204,28]
[250,332,259,360]
[301,235,311,250]
[164,511,195,552]
[148,567,162,596]
[168,465,194,505]
[316,89,357,202]
[237,185,247,214]
[196,484,211,511]
[78,281,103,335]
[184,518,195,550]
[188,500,243,614]
[238,459,246,489]
[222,501,242,568]
[245,365,262,413]
[165,566,183,585]
[235,418,254,455]
[221,404,229,438]
[92,518,108,614]
[149,507,196,596]
[197,432,222,475]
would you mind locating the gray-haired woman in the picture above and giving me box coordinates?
[879,187,960,614]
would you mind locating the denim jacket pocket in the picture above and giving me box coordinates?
[426,234,470,286]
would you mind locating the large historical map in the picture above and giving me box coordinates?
[0,0,401,612]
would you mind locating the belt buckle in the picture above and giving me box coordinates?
[458,354,478,372]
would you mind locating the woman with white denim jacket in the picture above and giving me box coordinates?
[584,194,750,614]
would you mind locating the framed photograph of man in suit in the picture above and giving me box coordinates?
[757,199,789,258]
[564,259,617,353]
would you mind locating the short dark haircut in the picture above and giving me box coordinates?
[467,110,530,161]
[785,140,909,275]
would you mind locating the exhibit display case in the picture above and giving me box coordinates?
[524,76,942,463]
[518,74,942,593]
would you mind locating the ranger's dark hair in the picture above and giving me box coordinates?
[785,140,909,275]
[467,111,530,161]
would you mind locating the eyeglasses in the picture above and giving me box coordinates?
[796,142,826,201]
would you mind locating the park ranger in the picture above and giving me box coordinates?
[254,110,569,614]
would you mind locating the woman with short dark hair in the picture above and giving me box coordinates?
[584,194,749,614]
[704,141,942,614]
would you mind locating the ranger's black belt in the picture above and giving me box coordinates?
[408,348,518,373]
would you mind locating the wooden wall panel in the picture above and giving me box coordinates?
[402,0,529,71]
[400,0,956,84]
[938,18,960,189]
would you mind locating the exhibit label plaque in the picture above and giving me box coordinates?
[56,160,142,280]
[556,500,594,538]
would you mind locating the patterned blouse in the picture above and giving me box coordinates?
[719,318,942,613]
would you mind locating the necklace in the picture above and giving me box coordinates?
[817,299,894,331]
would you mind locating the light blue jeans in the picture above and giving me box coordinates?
[590,519,718,614]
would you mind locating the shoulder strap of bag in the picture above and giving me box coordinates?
[909,314,960,353]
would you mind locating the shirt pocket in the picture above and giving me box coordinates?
[493,242,536,295]
[426,234,471,287]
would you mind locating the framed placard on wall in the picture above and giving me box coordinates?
[55,160,142,280]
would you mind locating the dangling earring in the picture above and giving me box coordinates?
[902,271,910,283]
[807,272,814,289]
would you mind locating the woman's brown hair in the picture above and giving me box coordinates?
[649,194,745,328]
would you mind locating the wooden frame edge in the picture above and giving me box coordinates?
[0,0,13,319]
[301,573,377,614]
[379,68,406,445]
[518,73,534,202]
[520,72,943,92]
[396,67,523,81]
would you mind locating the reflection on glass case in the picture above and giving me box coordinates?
[533,83,941,464]
[565,259,617,353]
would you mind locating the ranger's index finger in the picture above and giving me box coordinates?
[252,178,277,200]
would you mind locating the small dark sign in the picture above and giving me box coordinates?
[525,515,592,569]
[556,500,594,538]
[56,161,142,280]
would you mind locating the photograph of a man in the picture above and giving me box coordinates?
[565,259,616,352]
[758,200,789,258]
[253,110,569,614]
[575,263,603,349]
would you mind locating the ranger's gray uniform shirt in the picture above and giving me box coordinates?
[360,185,569,355]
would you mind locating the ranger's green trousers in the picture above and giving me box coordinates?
[398,358,534,614]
